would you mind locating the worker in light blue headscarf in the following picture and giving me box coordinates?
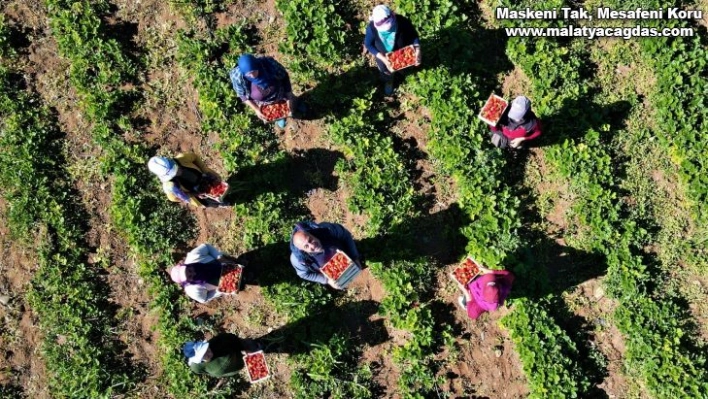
[363,5,421,95]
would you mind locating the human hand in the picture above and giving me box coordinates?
[254,106,268,122]
[327,278,342,290]
[361,43,368,57]
[415,47,422,66]
[510,137,525,148]
[378,53,394,73]
[383,57,395,73]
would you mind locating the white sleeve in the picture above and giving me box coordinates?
[184,284,219,303]
[185,243,223,264]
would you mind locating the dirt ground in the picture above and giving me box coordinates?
[0,0,646,398]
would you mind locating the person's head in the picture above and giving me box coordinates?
[508,96,531,122]
[371,5,395,32]
[238,54,260,81]
[183,341,212,365]
[292,230,324,254]
[170,263,196,285]
[148,156,178,182]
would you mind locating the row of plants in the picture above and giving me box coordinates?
[174,15,375,396]
[327,93,419,234]
[43,1,211,397]
[275,0,350,79]
[632,0,708,268]
[400,0,602,395]
[500,2,708,395]
[0,62,133,399]
[370,259,453,398]
[407,65,594,398]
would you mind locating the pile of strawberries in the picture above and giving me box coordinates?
[321,252,352,280]
[452,258,481,286]
[387,46,417,71]
[206,181,228,197]
[480,94,508,125]
[218,264,242,293]
[261,101,289,121]
[244,351,269,382]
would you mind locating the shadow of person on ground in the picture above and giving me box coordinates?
[295,62,378,121]
[534,92,633,148]
[500,236,611,398]
[223,148,343,204]
[358,203,471,267]
[199,300,387,394]
[248,300,387,356]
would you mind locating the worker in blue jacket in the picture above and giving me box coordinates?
[363,5,421,95]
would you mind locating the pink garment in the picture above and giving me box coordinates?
[466,270,515,319]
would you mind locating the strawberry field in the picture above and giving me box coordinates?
[0,0,707,398]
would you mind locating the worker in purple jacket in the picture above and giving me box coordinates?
[363,5,421,95]
[455,267,515,319]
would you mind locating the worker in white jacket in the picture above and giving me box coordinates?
[169,244,240,303]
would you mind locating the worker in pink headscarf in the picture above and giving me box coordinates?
[455,266,515,319]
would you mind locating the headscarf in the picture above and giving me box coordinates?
[170,261,222,287]
[508,96,531,122]
[148,156,178,182]
[170,264,187,284]
[238,54,276,89]
[371,5,395,32]
[183,341,210,365]
[505,96,538,133]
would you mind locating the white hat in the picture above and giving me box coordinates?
[183,341,210,365]
[148,156,178,182]
[372,5,394,31]
[508,96,531,122]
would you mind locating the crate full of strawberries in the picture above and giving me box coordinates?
[243,350,270,383]
[320,250,361,288]
[261,101,290,122]
[386,45,417,71]
[218,264,244,294]
[450,257,482,286]
[478,93,509,126]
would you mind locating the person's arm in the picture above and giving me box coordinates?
[290,253,328,285]
[363,24,379,57]
[189,362,208,375]
[364,24,394,72]
[525,119,542,141]
[229,67,267,120]
[243,99,267,121]
[164,181,198,206]
[270,58,293,95]
[405,17,422,65]
[229,67,250,101]
[454,278,472,301]
[184,284,221,303]
[185,243,223,263]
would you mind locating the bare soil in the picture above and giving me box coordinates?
[1,0,665,398]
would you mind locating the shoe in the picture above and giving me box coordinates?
[384,81,394,95]
[275,118,286,128]
[458,295,467,311]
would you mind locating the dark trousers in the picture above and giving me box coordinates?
[374,58,394,83]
